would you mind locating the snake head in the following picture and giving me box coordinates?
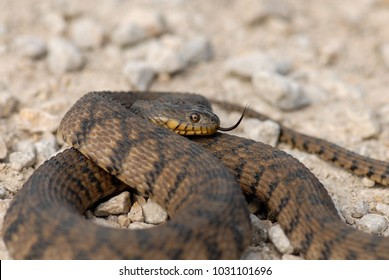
[131,97,221,135]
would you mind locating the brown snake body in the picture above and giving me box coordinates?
[3,91,389,259]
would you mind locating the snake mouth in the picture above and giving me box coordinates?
[164,119,218,135]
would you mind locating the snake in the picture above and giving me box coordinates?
[2,91,389,259]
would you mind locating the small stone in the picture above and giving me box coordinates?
[128,222,155,230]
[318,40,344,65]
[142,201,168,225]
[69,17,105,49]
[282,254,304,260]
[179,35,213,65]
[117,214,131,228]
[0,185,7,199]
[242,119,280,146]
[92,217,120,228]
[112,11,166,47]
[18,108,60,133]
[43,13,66,35]
[47,37,85,74]
[235,0,292,25]
[94,191,131,217]
[362,177,375,187]
[380,43,389,69]
[350,201,369,218]
[13,36,47,59]
[357,214,388,234]
[268,224,293,254]
[252,71,310,111]
[250,214,272,245]
[376,203,389,217]
[123,60,156,91]
[224,51,291,78]
[35,133,58,164]
[0,137,7,160]
[9,151,36,170]
[0,92,18,118]
[128,201,144,223]
[133,194,147,206]
[147,38,187,74]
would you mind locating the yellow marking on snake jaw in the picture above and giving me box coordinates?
[166,119,180,131]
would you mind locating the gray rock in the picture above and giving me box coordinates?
[357,213,388,234]
[35,133,58,164]
[252,71,310,110]
[268,224,293,254]
[180,35,213,65]
[0,185,6,199]
[142,200,168,225]
[250,214,272,245]
[224,51,291,78]
[117,214,131,228]
[376,203,389,217]
[147,38,187,74]
[70,17,105,49]
[128,222,155,230]
[0,92,18,118]
[123,60,156,91]
[14,35,47,59]
[94,191,131,217]
[9,150,36,170]
[47,37,85,74]
[350,201,369,218]
[0,137,7,160]
[112,11,166,47]
[128,201,144,223]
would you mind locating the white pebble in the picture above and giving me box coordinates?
[18,108,60,133]
[376,203,389,217]
[362,177,375,188]
[128,201,144,223]
[117,214,131,228]
[92,217,120,228]
[43,13,66,35]
[224,51,291,78]
[69,17,105,49]
[350,201,369,218]
[112,11,166,47]
[0,92,18,118]
[13,35,47,59]
[234,0,292,25]
[242,119,280,146]
[357,214,388,234]
[252,71,310,110]
[47,37,85,74]
[179,35,213,65]
[268,224,293,254]
[147,39,187,74]
[94,191,131,217]
[0,137,7,160]
[9,151,36,170]
[142,201,168,225]
[123,60,156,91]
[128,222,155,230]
[35,133,58,164]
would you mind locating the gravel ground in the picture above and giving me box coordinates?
[0,0,389,260]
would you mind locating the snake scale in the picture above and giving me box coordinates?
[3,91,389,259]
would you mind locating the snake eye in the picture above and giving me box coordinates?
[190,112,201,123]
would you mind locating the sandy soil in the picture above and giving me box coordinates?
[0,0,388,259]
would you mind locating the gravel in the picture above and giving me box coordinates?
[94,191,131,217]
[357,214,388,234]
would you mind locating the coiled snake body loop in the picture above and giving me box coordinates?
[3,91,389,259]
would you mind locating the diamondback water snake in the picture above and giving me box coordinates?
[3,91,389,259]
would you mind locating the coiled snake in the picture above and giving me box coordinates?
[3,91,389,259]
